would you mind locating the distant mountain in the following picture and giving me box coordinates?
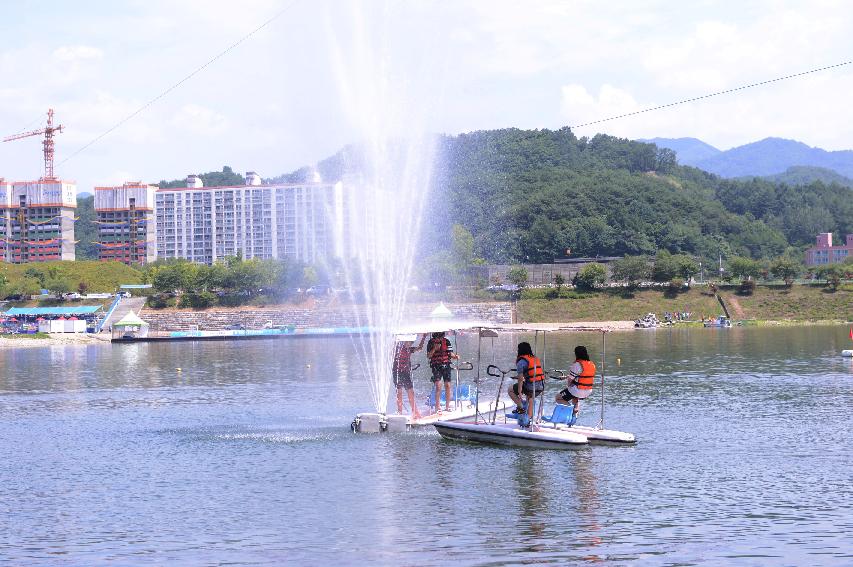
[748,165,853,188]
[77,191,93,199]
[641,137,721,165]
[646,136,853,179]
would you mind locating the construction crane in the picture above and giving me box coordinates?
[3,108,64,180]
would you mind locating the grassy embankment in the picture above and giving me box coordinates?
[518,285,853,323]
[0,261,143,300]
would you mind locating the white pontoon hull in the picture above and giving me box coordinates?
[433,421,589,449]
[553,424,636,444]
[409,399,510,427]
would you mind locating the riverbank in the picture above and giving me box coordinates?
[0,333,112,348]
[517,284,852,323]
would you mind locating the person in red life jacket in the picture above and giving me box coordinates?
[394,335,426,419]
[507,341,545,423]
[427,331,459,413]
[556,345,596,416]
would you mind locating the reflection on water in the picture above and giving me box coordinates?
[0,326,851,564]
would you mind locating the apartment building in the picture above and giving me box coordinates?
[0,178,76,262]
[154,172,349,265]
[805,232,853,265]
[94,182,157,265]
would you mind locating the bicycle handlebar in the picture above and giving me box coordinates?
[486,364,516,377]
[453,361,474,371]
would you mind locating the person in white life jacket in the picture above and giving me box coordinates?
[556,345,596,416]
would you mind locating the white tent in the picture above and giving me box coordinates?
[112,310,149,338]
[429,302,453,319]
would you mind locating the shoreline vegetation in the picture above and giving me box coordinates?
[0,285,849,349]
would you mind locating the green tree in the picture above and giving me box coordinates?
[450,224,476,284]
[302,266,319,289]
[553,273,565,293]
[610,256,650,289]
[44,277,71,296]
[770,257,803,286]
[815,264,845,290]
[728,256,761,281]
[506,266,529,288]
[574,263,607,290]
[74,194,97,260]
[7,277,41,298]
[24,266,45,286]
[152,261,195,294]
[653,252,698,283]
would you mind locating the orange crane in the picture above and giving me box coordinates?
[3,108,64,180]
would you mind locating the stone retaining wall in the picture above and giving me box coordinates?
[139,302,512,332]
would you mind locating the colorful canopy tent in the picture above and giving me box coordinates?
[112,310,149,339]
[4,306,102,317]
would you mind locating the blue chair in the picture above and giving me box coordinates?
[542,404,577,427]
[426,384,472,407]
[506,397,544,425]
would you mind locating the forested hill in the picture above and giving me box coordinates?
[273,128,852,264]
[744,165,853,188]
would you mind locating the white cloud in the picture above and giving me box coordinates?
[171,104,229,136]
[561,84,642,128]
[53,45,103,62]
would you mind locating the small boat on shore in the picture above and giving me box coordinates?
[703,316,733,328]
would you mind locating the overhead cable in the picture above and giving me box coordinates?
[59,0,301,166]
[569,60,853,129]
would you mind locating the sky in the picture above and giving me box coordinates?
[1,0,852,191]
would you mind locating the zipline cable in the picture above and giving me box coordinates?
[59,0,301,166]
[569,60,853,129]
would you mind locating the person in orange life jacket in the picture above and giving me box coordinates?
[394,335,426,419]
[427,331,458,413]
[507,341,545,420]
[556,345,596,416]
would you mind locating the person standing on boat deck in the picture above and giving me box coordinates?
[393,335,426,419]
[556,345,596,416]
[427,331,458,413]
[508,341,545,423]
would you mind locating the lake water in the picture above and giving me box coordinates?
[1,326,851,565]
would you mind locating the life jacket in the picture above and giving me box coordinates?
[393,344,411,372]
[520,354,545,382]
[572,360,596,390]
[428,337,452,364]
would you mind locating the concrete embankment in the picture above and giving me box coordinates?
[139,302,514,332]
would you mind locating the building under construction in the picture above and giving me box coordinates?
[0,178,77,262]
[94,182,157,265]
[1,109,77,263]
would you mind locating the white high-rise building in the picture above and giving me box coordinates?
[154,173,350,265]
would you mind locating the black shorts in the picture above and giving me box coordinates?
[430,364,452,383]
[512,382,544,397]
[559,388,591,402]
[394,371,413,390]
